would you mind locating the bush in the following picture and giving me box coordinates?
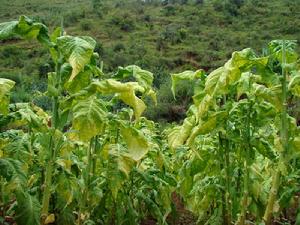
[113,43,126,52]
[80,20,92,31]
[120,18,135,32]
[161,5,176,16]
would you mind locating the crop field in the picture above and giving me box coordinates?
[0,1,300,225]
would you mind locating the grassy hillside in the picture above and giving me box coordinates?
[1,0,300,120]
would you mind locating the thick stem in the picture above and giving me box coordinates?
[41,134,55,222]
[219,134,231,225]
[41,23,64,222]
[263,169,281,225]
[92,136,99,175]
[263,40,289,225]
[236,159,249,225]
[78,138,94,225]
[237,87,253,225]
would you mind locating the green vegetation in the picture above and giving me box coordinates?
[1,0,300,121]
[0,1,300,224]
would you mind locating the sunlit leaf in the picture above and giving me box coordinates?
[57,36,96,81]
[120,123,149,161]
[72,96,107,141]
[0,16,51,46]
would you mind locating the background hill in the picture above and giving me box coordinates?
[1,0,300,121]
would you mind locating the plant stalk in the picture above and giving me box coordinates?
[263,40,289,225]
[237,86,253,225]
[41,20,64,223]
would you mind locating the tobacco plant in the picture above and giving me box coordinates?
[0,16,175,225]
[169,41,300,224]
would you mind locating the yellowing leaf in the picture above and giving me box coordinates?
[187,111,227,146]
[171,69,204,98]
[72,96,107,141]
[168,116,196,149]
[57,36,96,81]
[89,79,146,119]
[120,124,149,161]
[45,214,55,224]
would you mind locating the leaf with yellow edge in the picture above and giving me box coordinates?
[57,36,96,81]
[168,116,196,150]
[72,96,107,141]
[187,111,227,146]
[204,48,267,97]
[88,79,146,119]
[0,16,51,46]
[171,69,204,98]
[120,124,149,161]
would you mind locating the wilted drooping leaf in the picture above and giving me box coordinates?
[168,116,196,149]
[0,15,51,46]
[115,65,157,104]
[171,69,204,98]
[88,79,147,119]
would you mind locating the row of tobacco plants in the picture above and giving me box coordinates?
[168,40,300,224]
[0,16,300,225]
[0,16,176,225]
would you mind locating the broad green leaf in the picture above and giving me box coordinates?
[88,79,146,119]
[57,36,96,81]
[168,116,196,149]
[120,124,149,161]
[236,72,266,98]
[288,73,300,97]
[104,144,128,198]
[171,69,204,98]
[197,94,214,120]
[15,190,41,225]
[0,16,51,46]
[0,158,26,183]
[72,96,107,141]
[252,137,276,159]
[0,20,18,39]
[65,70,92,94]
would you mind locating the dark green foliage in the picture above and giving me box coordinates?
[0,0,300,122]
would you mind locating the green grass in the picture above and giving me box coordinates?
[1,0,300,120]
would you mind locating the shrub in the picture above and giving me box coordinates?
[161,5,176,16]
[113,43,126,52]
[80,20,92,31]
